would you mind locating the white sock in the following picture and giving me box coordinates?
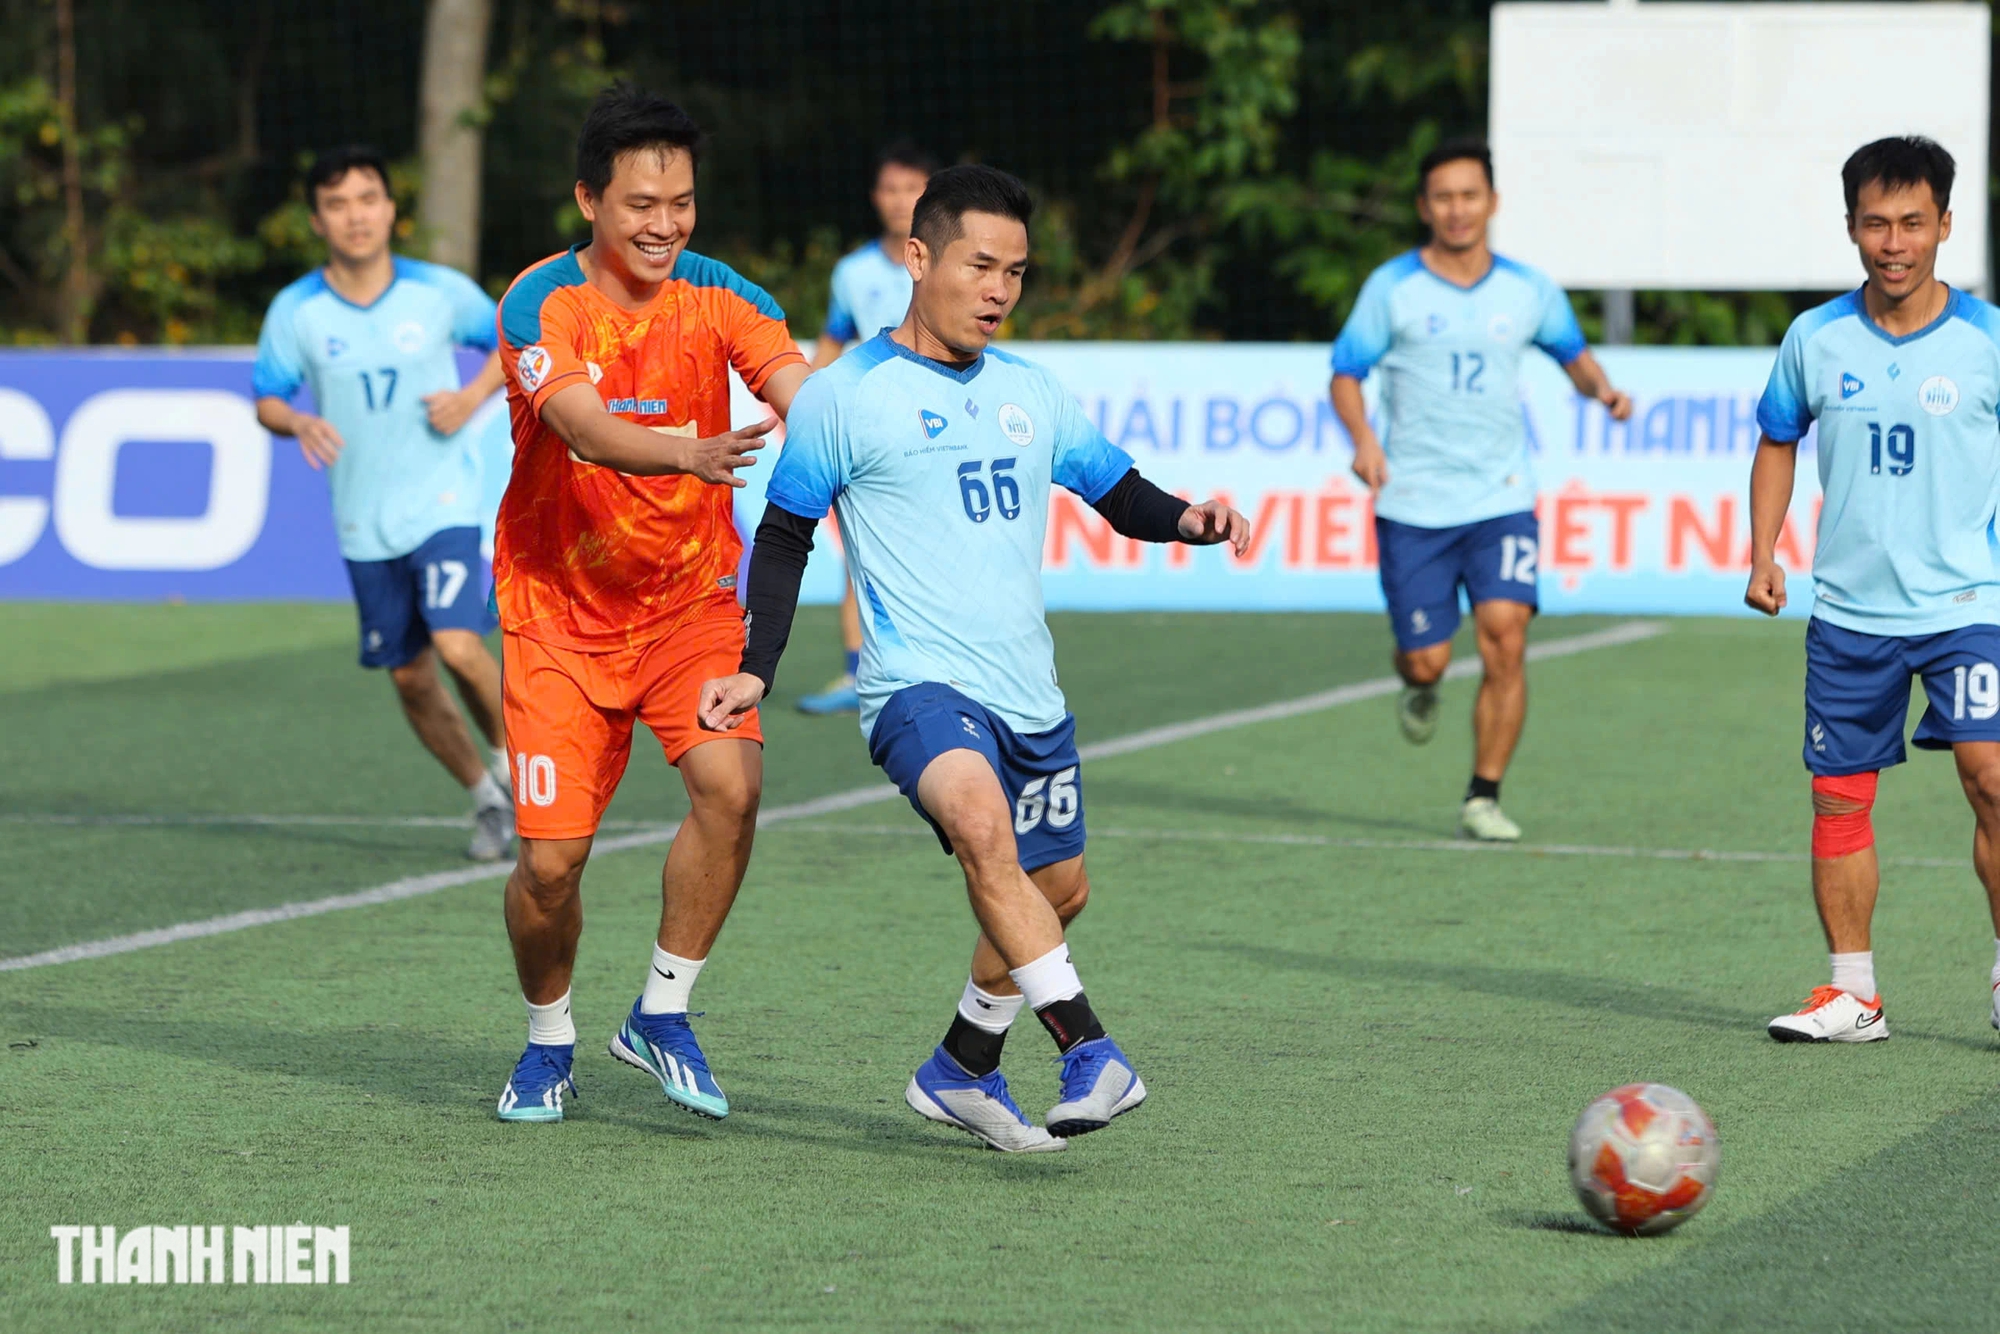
[1009,945,1083,1011]
[957,979,1025,1034]
[470,770,507,810]
[1990,938,2000,991]
[640,945,705,1014]
[1830,951,1876,1000]
[525,991,576,1046]
[491,747,511,788]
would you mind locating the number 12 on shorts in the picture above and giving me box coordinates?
[1952,662,1999,720]
[1015,766,1079,835]
[1498,535,1538,584]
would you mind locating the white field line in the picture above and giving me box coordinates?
[0,621,1663,974]
[769,822,1967,872]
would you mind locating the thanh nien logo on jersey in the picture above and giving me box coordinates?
[1840,373,1864,399]
[516,346,552,392]
[998,403,1035,446]
[919,410,948,439]
[1919,375,1960,416]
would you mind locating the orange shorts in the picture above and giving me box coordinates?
[502,610,763,839]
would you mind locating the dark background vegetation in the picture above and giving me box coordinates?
[0,0,1980,347]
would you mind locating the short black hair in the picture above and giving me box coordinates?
[910,164,1033,255]
[305,145,390,209]
[874,139,938,182]
[575,82,704,198]
[1417,139,1493,193]
[1843,135,1955,216]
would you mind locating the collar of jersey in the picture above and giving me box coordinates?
[1414,249,1496,293]
[880,332,985,383]
[1851,284,1961,346]
[315,256,412,312]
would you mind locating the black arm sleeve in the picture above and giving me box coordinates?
[1090,467,1190,543]
[737,503,818,695]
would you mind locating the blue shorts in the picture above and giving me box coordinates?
[344,526,496,670]
[867,683,1086,873]
[1376,511,1540,651]
[1804,618,2000,775]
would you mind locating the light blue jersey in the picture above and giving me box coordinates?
[821,241,912,346]
[253,258,498,561]
[767,333,1134,736]
[1757,287,2000,635]
[1331,250,1586,528]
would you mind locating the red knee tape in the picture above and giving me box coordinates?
[1812,772,1878,859]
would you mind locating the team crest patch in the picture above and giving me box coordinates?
[517,346,552,391]
[998,403,1034,446]
[393,321,427,354]
[1488,314,1514,341]
[1918,375,1960,416]
[919,410,948,439]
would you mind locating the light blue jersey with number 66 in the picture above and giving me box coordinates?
[766,332,1133,737]
[1757,287,2000,636]
[253,258,498,561]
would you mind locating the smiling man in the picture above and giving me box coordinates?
[1747,135,2000,1045]
[1329,139,1631,842]
[489,84,810,1123]
[699,165,1250,1152]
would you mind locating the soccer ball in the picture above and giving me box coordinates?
[1568,1083,1720,1236]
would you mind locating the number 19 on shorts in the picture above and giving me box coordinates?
[1952,663,2000,720]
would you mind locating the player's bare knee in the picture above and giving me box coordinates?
[1054,873,1090,923]
[1398,648,1448,687]
[1962,761,2000,814]
[429,630,487,679]
[388,653,436,702]
[516,841,586,903]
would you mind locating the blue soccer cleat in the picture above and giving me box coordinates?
[1045,1036,1147,1138]
[496,1043,577,1122]
[796,675,860,715]
[608,1003,730,1120]
[905,1046,1065,1153]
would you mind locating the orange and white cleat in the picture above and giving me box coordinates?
[1768,985,1887,1043]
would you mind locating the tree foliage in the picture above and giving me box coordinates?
[0,0,1826,346]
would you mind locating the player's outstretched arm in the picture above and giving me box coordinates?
[1744,434,1797,616]
[1562,351,1633,422]
[539,382,774,484]
[1088,469,1251,557]
[759,361,812,419]
[255,395,344,469]
[1330,375,1387,492]
[698,503,819,731]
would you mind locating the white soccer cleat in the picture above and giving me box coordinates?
[905,1047,1065,1153]
[1768,986,1887,1043]
[1459,796,1521,842]
[468,799,515,862]
[1397,684,1439,745]
[1990,981,1999,1033]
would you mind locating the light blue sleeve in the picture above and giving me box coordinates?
[1532,274,1587,365]
[1050,383,1134,504]
[251,289,307,400]
[1330,269,1395,378]
[765,372,850,518]
[821,268,858,344]
[1756,320,1813,443]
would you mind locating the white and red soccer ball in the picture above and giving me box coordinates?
[1568,1083,1720,1236]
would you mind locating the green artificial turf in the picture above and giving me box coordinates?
[2,606,1996,1332]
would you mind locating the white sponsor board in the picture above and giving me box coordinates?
[733,341,1811,617]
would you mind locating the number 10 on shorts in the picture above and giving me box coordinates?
[1953,663,2000,720]
[515,753,557,807]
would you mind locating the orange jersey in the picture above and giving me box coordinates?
[494,247,806,650]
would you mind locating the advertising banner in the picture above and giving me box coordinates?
[1,343,1810,614]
